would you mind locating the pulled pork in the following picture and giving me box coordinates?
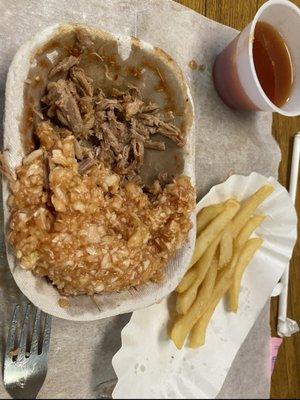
[42,56,185,182]
[5,40,195,299]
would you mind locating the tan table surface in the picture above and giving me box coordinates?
[176,0,300,398]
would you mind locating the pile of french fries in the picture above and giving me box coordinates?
[170,184,274,349]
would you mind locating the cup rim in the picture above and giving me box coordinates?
[248,0,300,117]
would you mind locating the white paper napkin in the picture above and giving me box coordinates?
[112,173,297,398]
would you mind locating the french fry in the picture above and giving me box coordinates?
[189,251,239,348]
[176,267,198,293]
[168,184,272,351]
[189,199,240,268]
[231,185,274,238]
[219,224,233,268]
[171,259,218,349]
[176,235,221,315]
[196,203,225,235]
[235,215,265,248]
[189,298,217,348]
[229,238,263,313]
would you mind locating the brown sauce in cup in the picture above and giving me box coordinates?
[253,21,293,108]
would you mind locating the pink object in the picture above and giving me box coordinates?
[270,337,283,374]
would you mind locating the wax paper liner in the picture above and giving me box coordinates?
[0,0,284,398]
[112,172,297,399]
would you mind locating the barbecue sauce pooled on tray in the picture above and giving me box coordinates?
[253,21,293,107]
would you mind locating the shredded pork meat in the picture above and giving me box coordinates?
[6,35,195,299]
[42,56,185,182]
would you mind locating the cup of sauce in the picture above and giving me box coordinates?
[213,0,300,117]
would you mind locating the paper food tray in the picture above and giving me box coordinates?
[3,23,196,321]
[112,172,297,399]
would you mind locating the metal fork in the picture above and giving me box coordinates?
[3,304,52,399]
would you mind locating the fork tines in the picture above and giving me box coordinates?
[5,304,52,363]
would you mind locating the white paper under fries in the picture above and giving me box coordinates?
[112,173,297,399]
[3,24,195,321]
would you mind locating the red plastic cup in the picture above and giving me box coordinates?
[213,0,300,117]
